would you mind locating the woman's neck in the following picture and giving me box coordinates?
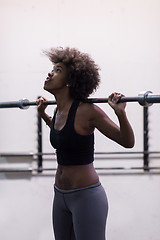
[54,93,73,112]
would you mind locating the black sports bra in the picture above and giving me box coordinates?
[50,100,94,165]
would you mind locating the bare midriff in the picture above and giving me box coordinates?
[55,163,99,190]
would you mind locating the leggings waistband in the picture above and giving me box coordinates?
[54,182,101,194]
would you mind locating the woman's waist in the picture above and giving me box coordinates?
[55,163,99,190]
[54,181,101,193]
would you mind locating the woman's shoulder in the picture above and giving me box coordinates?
[78,102,107,118]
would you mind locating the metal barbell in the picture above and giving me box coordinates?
[0,91,160,109]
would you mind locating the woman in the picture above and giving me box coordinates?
[37,47,134,240]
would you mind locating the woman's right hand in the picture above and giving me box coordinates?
[36,97,48,115]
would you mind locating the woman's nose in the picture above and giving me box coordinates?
[48,72,52,77]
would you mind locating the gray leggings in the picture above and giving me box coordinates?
[52,182,108,240]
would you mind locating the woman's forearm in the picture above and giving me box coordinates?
[38,111,52,128]
[115,109,135,148]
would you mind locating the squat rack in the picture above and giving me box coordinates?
[0,90,160,173]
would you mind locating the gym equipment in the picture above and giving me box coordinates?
[0,91,160,109]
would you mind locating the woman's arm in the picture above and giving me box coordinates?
[90,93,135,148]
[36,97,52,128]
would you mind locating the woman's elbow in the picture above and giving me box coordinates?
[123,138,135,148]
[125,143,135,148]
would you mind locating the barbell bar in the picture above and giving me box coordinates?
[0,91,160,110]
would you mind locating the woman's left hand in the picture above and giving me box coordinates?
[108,92,126,114]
